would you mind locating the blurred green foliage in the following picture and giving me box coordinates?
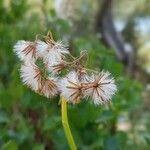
[0,0,148,150]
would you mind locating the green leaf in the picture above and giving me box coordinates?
[32,144,45,150]
[2,140,18,150]
[0,111,9,123]
[104,136,118,150]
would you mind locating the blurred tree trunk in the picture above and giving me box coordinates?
[95,0,134,75]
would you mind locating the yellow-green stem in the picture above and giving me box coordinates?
[61,96,77,150]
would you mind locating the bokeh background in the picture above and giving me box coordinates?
[0,0,150,149]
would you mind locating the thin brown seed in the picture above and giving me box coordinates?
[68,80,79,87]
[70,92,77,99]
[66,86,78,89]
[46,79,56,88]
[99,82,111,85]
[73,93,81,102]
[22,44,36,58]
[34,72,41,79]
[91,88,95,97]
[95,73,104,83]
[100,96,104,101]
[95,88,100,97]
[97,86,105,93]
[52,63,64,72]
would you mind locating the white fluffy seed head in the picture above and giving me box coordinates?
[14,40,37,62]
[14,36,117,105]
[83,71,117,105]
[58,71,82,104]
[52,41,69,55]
[20,61,58,98]
[50,61,65,74]
[36,40,69,72]
[36,40,48,58]
[40,77,58,98]
[45,42,69,72]
[20,62,42,91]
[76,67,87,82]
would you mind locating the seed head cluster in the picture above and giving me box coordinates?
[13,32,117,105]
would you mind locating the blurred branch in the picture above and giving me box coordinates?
[95,0,135,75]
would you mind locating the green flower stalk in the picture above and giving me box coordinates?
[61,96,77,150]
